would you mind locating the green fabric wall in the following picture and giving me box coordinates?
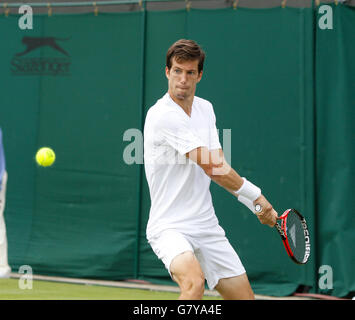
[0,4,353,297]
[1,13,144,279]
[315,4,355,297]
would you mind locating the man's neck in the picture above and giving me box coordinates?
[168,91,194,117]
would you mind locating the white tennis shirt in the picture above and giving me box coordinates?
[144,93,222,240]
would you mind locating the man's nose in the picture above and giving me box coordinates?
[180,72,187,83]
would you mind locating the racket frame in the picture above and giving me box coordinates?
[274,208,311,264]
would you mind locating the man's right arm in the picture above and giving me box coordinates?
[186,146,278,227]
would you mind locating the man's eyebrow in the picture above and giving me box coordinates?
[173,66,197,72]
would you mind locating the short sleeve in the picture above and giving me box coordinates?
[157,111,207,155]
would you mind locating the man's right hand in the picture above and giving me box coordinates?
[253,195,278,227]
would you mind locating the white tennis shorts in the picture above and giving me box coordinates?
[148,226,246,290]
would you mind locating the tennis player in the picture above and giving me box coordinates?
[143,39,278,300]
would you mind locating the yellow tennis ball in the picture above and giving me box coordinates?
[36,147,56,167]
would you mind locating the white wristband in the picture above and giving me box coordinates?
[234,178,261,201]
[238,195,255,213]
[234,178,261,214]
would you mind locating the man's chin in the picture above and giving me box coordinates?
[175,94,186,100]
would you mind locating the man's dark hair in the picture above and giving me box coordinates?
[166,39,205,74]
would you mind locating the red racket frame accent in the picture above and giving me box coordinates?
[277,209,295,261]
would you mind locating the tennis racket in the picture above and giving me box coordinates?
[274,208,311,264]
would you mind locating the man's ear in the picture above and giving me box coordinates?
[197,70,203,83]
[165,66,170,79]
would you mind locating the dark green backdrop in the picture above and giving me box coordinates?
[0,4,354,297]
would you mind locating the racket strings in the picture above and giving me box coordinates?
[285,211,307,263]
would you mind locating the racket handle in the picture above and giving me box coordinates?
[274,222,286,240]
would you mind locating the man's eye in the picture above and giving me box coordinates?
[174,69,181,73]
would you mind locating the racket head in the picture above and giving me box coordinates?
[278,209,311,264]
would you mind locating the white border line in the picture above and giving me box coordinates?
[8,273,313,300]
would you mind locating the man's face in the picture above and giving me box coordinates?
[166,57,203,101]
